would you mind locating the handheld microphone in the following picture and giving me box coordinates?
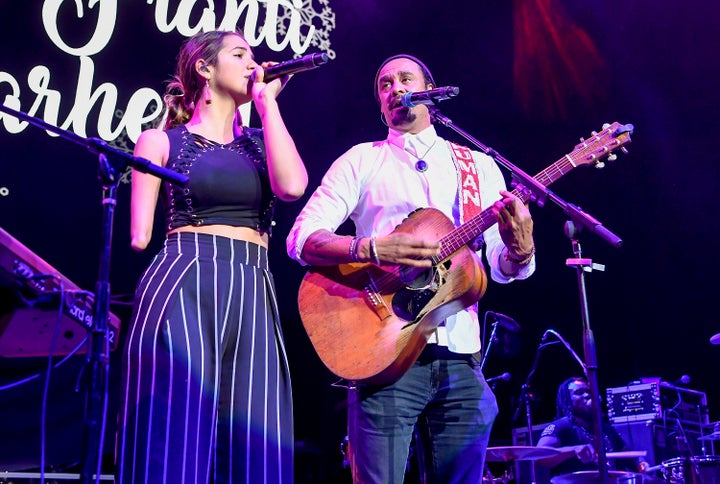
[487,311,521,333]
[250,52,329,83]
[400,86,460,108]
[486,372,511,384]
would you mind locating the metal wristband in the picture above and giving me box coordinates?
[369,237,381,265]
[349,236,361,262]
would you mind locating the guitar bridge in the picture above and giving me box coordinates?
[364,274,392,321]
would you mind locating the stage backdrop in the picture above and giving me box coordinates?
[1,1,719,481]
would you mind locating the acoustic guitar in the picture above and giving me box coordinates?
[298,123,633,385]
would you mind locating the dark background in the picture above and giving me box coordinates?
[1,1,719,481]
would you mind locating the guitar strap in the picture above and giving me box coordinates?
[424,142,484,342]
[448,141,482,223]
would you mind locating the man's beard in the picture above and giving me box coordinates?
[389,106,416,127]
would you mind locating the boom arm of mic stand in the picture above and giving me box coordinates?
[88,138,187,186]
[545,329,588,377]
[0,102,187,187]
[428,105,622,249]
[428,106,548,207]
[546,189,623,248]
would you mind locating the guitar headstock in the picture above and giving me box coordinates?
[569,122,634,169]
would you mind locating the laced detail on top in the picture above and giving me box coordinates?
[165,126,277,235]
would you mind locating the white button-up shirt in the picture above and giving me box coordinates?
[287,125,534,353]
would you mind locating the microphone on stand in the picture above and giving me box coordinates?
[673,374,691,386]
[638,461,663,474]
[250,52,330,83]
[486,372,512,384]
[400,86,460,108]
[659,374,691,388]
[487,311,521,333]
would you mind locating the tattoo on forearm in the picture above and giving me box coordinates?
[312,233,345,250]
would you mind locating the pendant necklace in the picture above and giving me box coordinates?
[405,139,438,173]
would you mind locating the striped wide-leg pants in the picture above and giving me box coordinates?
[116,232,293,484]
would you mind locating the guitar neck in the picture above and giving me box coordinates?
[438,148,587,259]
[436,121,632,260]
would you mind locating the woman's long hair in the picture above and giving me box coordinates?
[161,30,245,129]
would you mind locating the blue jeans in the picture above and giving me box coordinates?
[347,344,498,483]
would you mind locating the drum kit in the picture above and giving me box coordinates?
[485,446,650,483]
[485,425,720,483]
[655,421,720,484]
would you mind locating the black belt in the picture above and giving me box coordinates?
[417,344,474,364]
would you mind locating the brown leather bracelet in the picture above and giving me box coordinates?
[505,245,535,265]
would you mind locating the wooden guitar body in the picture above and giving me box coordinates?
[298,207,487,385]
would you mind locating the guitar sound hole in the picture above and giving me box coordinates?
[399,266,435,289]
[393,265,440,322]
[392,288,435,323]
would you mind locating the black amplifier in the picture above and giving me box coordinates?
[606,378,708,427]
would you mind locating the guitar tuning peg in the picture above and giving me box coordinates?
[620,147,629,154]
[579,137,585,143]
[595,161,606,169]
[607,153,618,162]
[602,123,610,129]
[591,131,598,136]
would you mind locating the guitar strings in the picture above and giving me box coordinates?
[368,132,612,293]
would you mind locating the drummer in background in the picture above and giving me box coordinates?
[536,376,629,477]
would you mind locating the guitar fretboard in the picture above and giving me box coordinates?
[438,123,631,260]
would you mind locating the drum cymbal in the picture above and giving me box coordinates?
[486,446,560,462]
[698,432,720,441]
[551,470,645,484]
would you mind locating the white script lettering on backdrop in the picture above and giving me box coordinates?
[0,0,336,144]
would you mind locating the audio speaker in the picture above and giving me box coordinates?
[612,420,706,467]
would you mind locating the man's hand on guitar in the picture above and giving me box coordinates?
[492,189,535,261]
[373,232,441,268]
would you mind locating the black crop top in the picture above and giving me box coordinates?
[162,125,276,234]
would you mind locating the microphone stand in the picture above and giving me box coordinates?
[428,106,624,249]
[0,103,187,483]
[563,220,610,484]
[429,107,548,207]
[511,333,547,484]
[428,104,625,484]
